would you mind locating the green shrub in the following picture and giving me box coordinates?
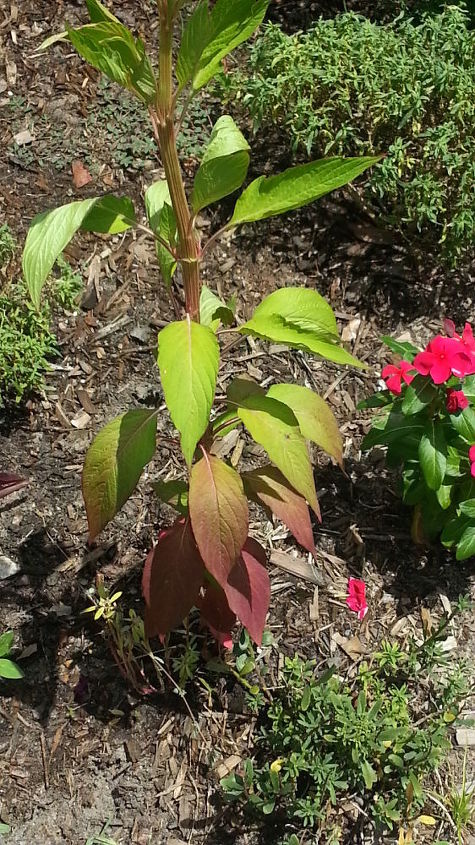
[222,6,475,264]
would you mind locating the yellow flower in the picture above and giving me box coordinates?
[270,759,283,773]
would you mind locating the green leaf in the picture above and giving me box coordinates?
[267,383,343,466]
[177,0,269,91]
[240,287,364,368]
[451,407,475,442]
[456,525,475,560]
[235,394,320,516]
[86,0,119,23]
[145,181,177,288]
[441,516,470,547]
[230,156,382,226]
[418,422,447,491]
[463,374,475,403]
[0,658,24,680]
[382,336,419,359]
[192,115,250,213]
[23,196,135,308]
[189,452,248,587]
[362,410,425,450]
[67,20,156,102]
[157,317,219,466]
[0,631,14,658]
[152,479,189,517]
[200,285,235,330]
[82,409,158,540]
[436,484,452,510]
[361,760,378,790]
[401,375,437,416]
[460,499,475,517]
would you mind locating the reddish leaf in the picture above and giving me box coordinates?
[189,451,248,588]
[243,465,317,554]
[224,537,270,646]
[198,580,236,647]
[72,160,93,188]
[0,472,28,500]
[142,519,204,639]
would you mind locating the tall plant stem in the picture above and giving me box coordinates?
[152,2,201,321]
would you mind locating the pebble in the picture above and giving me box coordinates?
[0,555,21,580]
[456,728,475,747]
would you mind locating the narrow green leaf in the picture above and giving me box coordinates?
[382,336,419,359]
[361,760,378,790]
[192,115,250,213]
[435,484,452,510]
[418,422,447,491]
[200,285,235,329]
[158,317,219,466]
[0,658,24,680]
[230,156,382,226]
[177,0,269,91]
[67,21,156,102]
[236,394,320,516]
[267,383,343,466]
[82,409,158,539]
[456,525,475,561]
[459,499,475,517]
[401,375,437,416]
[86,0,119,23]
[189,452,248,586]
[145,181,177,287]
[240,287,364,368]
[23,196,135,307]
[0,631,14,658]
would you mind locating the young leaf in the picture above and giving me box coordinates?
[142,520,205,639]
[456,525,475,561]
[177,0,269,92]
[224,537,270,646]
[189,452,248,587]
[23,196,135,307]
[0,631,14,658]
[152,479,189,516]
[240,287,364,368]
[401,375,437,416]
[158,317,219,466]
[145,181,177,288]
[267,383,343,466]
[200,285,235,329]
[67,21,156,103]
[242,465,316,554]
[236,394,320,516]
[82,409,158,540]
[0,658,24,680]
[418,421,447,491]
[192,115,250,213]
[230,156,382,226]
[86,0,119,23]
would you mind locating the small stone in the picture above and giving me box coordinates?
[130,324,150,344]
[456,728,475,747]
[0,555,21,580]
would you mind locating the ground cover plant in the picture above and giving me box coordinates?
[362,321,475,560]
[22,0,381,649]
[221,5,475,265]
[222,598,473,843]
[0,631,24,681]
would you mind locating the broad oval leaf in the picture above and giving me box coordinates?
[152,478,189,517]
[0,658,24,680]
[158,317,219,466]
[418,421,447,491]
[236,394,320,516]
[0,631,14,658]
[177,0,269,92]
[451,407,475,442]
[145,180,177,287]
[456,525,475,561]
[459,499,475,518]
[192,115,250,213]
[401,375,437,416]
[67,21,156,103]
[82,409,158,540]
[200,285,235,330]
[189,452,248,587]
[240,287,364,368]
[23,196,135,307]
[243,465,316,554]
[230,156,382,226]
[267,383,343,466]
[224,537,270,646]
[142,519,205,639]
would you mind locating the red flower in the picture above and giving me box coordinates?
[470,445,475,479]
[446,388,469,413]
[413,336,472,384]
[381,360,415,395]
[346,578,368,621]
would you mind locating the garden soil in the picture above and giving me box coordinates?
[0,2,474,844]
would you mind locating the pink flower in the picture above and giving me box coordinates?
[470,445,475,478]
[381,360,415,395]
[413,336,472,384]
[346,578,368,621]
[446,388,469,413]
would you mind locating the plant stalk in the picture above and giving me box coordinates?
[153,2,201,321]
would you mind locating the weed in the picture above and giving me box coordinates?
[0,224,16,266]
[0,631,24,680]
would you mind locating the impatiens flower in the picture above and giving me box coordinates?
[381,360,415,395]
[413,336,472,384]
[346,578,368,621]
[470,445,475,478]
[446,388,469,413]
